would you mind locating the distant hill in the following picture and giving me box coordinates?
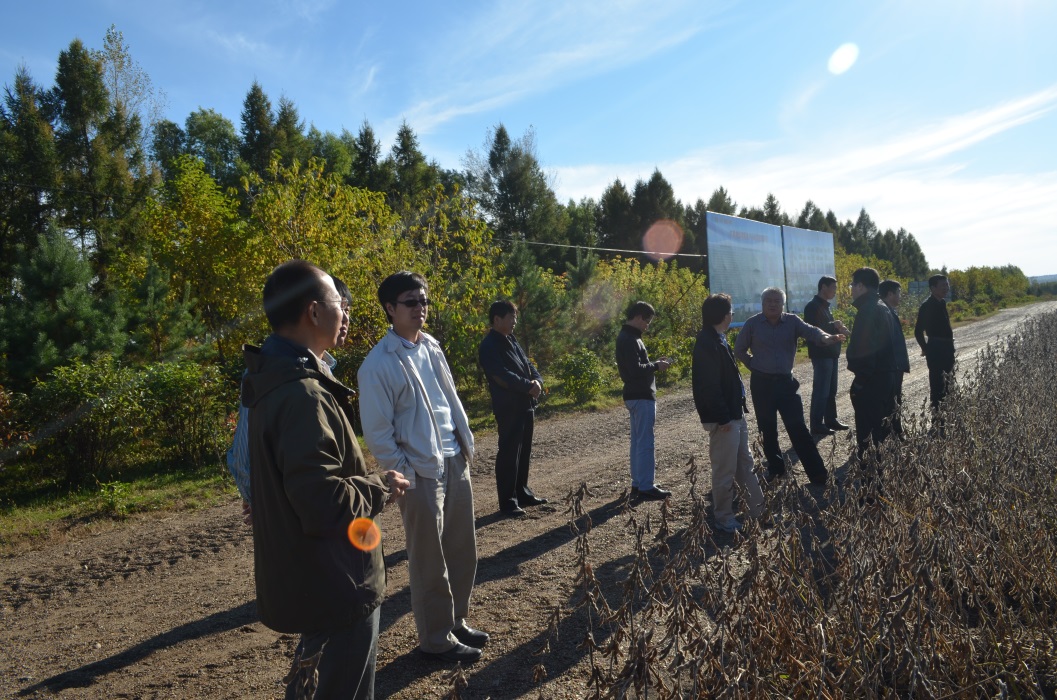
[1030,274,1057,284]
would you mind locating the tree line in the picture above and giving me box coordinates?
[0,27,1043,492]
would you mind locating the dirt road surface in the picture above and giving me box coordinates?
[3,301,1054,699]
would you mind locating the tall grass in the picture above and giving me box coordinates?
[543,312,1057,697]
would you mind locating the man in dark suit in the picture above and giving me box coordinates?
[478,300,546,517]
[847,267,898,461]
[914,274,955,409]
[879,279,910,438]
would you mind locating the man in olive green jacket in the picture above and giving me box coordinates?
[245,260,408,700]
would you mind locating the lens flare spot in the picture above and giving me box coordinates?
[642,220,684,261]
[348,517,381,551]
[828,43,859,75]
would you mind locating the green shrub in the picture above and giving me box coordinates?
[650,335,695,385]
[24,356,145,486]
[0,385,30,466]
[142,361,230,468]
[553,348,606,404]
[97,479,131,516]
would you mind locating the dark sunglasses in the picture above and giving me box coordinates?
[395,298,431,308]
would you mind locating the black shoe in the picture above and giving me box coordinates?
[421,642,482,663]
[766,468,787,482]
[517,495,549,507]
[811,427,836,437]
[453,626,489,648]
[825,420,850,431]
[635,486,671,501]
[499,504,526,517]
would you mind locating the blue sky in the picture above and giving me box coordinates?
[3,0,1056,276]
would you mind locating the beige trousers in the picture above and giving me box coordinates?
[399,452,478,653]
[701,417,765,524]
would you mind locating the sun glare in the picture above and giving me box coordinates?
[828,43,860,75]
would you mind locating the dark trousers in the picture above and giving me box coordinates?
[925,342,955,408]
[850,372,897,461]
[808,357,839,430]
[495,408,535,510]
[892,372,906,438]
[285,606,380,700]
[749,372,827,483]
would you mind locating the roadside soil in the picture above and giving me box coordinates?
[3,301,1054,699]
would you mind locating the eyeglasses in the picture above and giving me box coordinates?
[318,298,350,312]
[395,298,431,308]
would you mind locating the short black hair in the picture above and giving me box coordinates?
[377,271,427,323]
[929,274,948,288]
[488,300,517,325]
[625,300,655,321]
[878,279,901,299]
[333,276,351,303]
[701,293,732,327]
[851,267,880,290]
[817,275,837,292]
[262,260,329,331]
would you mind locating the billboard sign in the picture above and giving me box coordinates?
[705,212,785,323]
[781,226,836,314]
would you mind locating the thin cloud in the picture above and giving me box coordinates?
[400,0,730,133]
[204,29,274,60]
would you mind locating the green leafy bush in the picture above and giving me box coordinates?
[24,356,145,486]
[553,348,605,404]
[0,385,30,466]
[142,361,230,468]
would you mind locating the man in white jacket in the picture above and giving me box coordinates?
[358,271,487,664]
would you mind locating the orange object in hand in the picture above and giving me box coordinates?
[347,518,381,551]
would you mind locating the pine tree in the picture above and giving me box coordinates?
[349,119,393,193]
[0,228,126,390]
[704,186,737,215]
[272,96,308,167]
[599,179,634,250]
[50,38,145,286]
[124,253,203,362]
[1,66,57,288]
[239,81,274,178]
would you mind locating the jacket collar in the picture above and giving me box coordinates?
[381,327,439,353]
[621,323,643,338]
[852,290,881,310]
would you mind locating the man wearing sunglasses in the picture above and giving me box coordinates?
[358,271,487,665]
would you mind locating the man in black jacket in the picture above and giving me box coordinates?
[802,275,851,436]
[616,301,671,501]
[692,293,765,534]
[847,267,898,461]
[478,300,546,517]
[914,274,955,409]
[879,279,911,438]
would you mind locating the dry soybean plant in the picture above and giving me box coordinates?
[543,312,1057,697]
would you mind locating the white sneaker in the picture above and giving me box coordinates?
[715,518,743,533]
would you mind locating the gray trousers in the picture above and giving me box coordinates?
[399,452,478,653]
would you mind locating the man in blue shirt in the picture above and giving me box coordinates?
[733,287,843,484]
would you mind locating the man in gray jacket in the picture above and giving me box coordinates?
[358,271,487,664]
[245,260,408,699]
